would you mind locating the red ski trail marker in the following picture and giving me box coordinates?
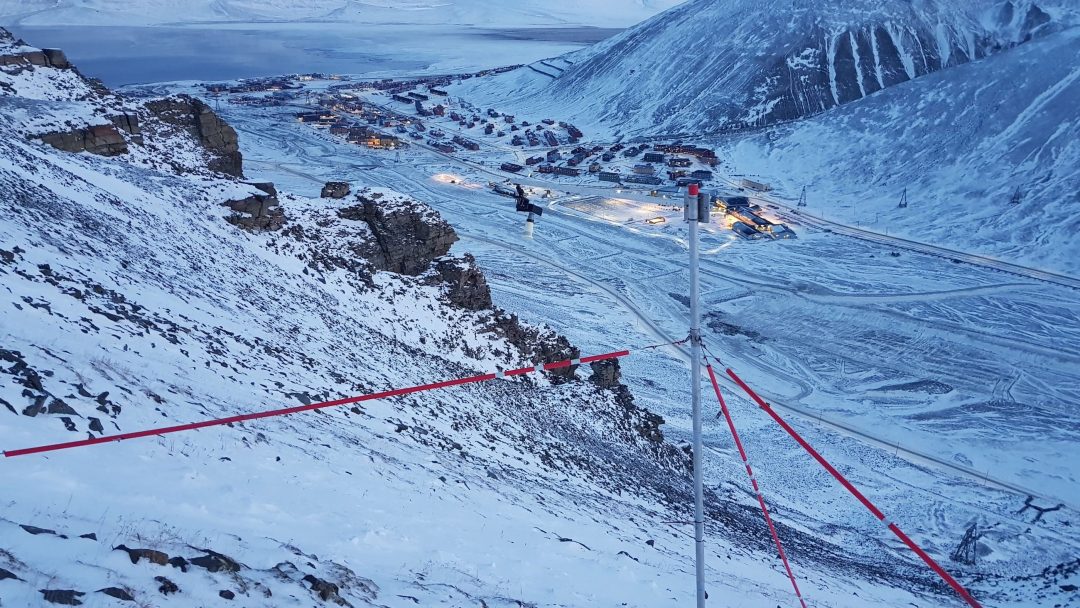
[4,350,633,458]
[725,367,983,608]
[705,363,808,608]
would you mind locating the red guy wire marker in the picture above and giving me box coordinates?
[725,367,983,608]
[705,362,808,608]
[4,350,633,458]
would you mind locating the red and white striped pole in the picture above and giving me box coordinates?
[725,368,983,608]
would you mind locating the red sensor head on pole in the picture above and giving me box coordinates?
[688,184,700,196]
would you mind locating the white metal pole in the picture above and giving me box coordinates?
[686,184,706,607]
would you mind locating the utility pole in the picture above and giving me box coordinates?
[684,183,707,607]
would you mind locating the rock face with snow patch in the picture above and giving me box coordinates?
[224,190,285,231]
[427,254,493,311]
[39,124,129,156]
[338,190,459,275]
[321,181,351,199]
[143,95,243,176]
[0,29,71,69]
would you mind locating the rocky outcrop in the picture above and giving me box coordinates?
[0,28,72,69]
[246,182,278,197]
[224,191,284,231]
[189,549,241,573]
[589,358,621,389]
[492,312,580,382]
[426,254,492,310]
[338,191,458,276]
[144,95,242,177]
[39,124,128,156]
[110,113,143,144]
[321,181,351,199]
[302,574,351,606]
[39,589,85,605]
[0,50,64,68]
[155,576,179,595]
[42,49,70,68]
[114,545,169,566]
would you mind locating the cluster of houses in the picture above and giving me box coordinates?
[586,144,716,187]
[296,110,406,150]
[506,121,582,148]
[373,76,454,96]
[367,64,517,96]
[226,91,299,107]
[204,75,316,95]
[653,143,719,166]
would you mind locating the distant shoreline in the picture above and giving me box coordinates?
[4,23,610,86]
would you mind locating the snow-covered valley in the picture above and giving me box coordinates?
[2,3,1080,606]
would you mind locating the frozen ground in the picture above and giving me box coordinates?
[3,37,1033,608]
[3,17,1078,605]
[203,91,1080,605]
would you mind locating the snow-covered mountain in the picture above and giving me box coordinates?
[0,0,686,28]
[718,23,1080,275]
[6,23,1080,608]
[452,0,1079,273]
[456,0,1076,135]
[0,26,1005,608]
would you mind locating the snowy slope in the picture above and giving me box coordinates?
[0,27,1021,608]
[716,25,1080,275]
[0,0,686,28]
[455,0,1076,136]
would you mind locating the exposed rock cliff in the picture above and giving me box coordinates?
[38,124,129,156]
[426,254,493,311]
[321,181,351,199]
[143,95,243,177]
[338,190,459,276]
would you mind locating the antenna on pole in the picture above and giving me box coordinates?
[797,186,807,207]
[898,188,908,209]
[684,183,708,608]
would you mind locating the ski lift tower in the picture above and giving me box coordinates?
[684,183,710,608]
[797,186,807,207]
[898,188,909,208]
